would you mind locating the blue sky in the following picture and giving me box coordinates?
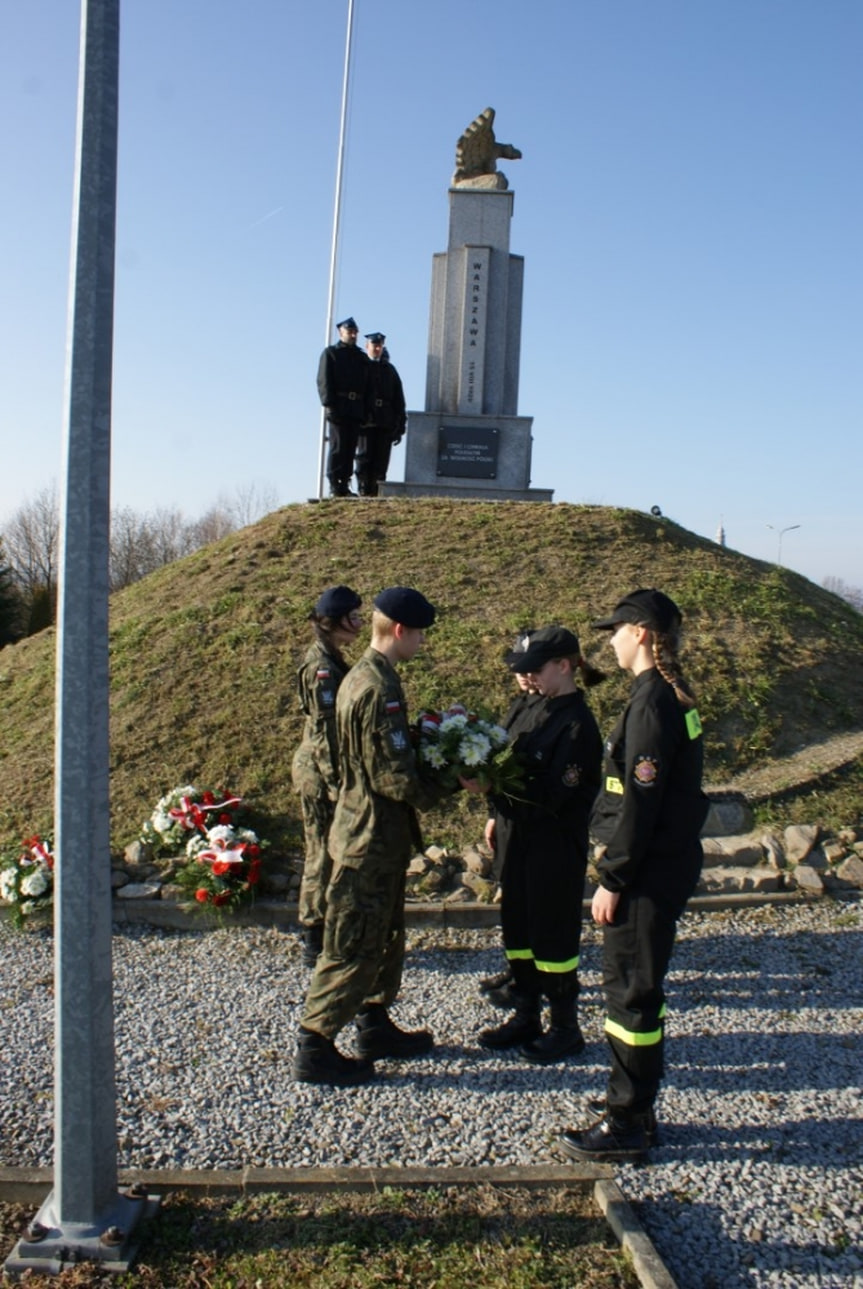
[2,0,861,588]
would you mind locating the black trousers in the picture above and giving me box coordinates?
[602,872,698,1116]
[499,825,585,1000]
[355,429,394,492]
[326,419,360,488]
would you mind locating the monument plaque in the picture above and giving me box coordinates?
[438,426,499,479]
[382,109,552,503]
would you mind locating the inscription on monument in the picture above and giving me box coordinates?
[437,426,499,479]
[460,247,489,413]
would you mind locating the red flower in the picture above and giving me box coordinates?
[195,889,211,903]
[247,844,260,859]
[211,860,231,877]
[213,892,231,907]
[219,813,232,825]
[247,862,261,886]
[202,792,216,805]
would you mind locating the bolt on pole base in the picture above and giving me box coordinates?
[3,1187,161,1279]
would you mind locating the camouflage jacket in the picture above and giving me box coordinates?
[329,647,445,873]
[290,641,349,801]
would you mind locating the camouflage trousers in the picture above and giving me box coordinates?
[297,792,335,927]
[301,861,407,1040]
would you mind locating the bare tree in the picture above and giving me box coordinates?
[226,483,278,529]
[823,576,863,613]
[2,483,60,601]
[0,538,24,646]
[110,506,159,590]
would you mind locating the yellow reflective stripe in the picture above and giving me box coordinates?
[534,955,579,974]
[685,708,703,740]
[505,948,534,961]
[605,1016,663,1047]
[606,775,624,795]
[658,1002,667,1019]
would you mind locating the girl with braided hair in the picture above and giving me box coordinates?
[559,589,708,1163]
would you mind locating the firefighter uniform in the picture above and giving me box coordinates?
[590,666,709,1117]
[493,690,602,998]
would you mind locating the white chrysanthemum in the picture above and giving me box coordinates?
[238,828,259,844]
[206,824,237,846]
[422,745,449,769]
[151,810,174,834]
[460,733,492,766]
[0,869,17,902]
[185,835,208,858]
[21,868,49,898]
[440,713,468,731]
[487,724,509,749]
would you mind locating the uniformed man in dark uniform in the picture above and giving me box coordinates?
[558,589,709,1163]
[355,332,406,497]
[317,317,370,497]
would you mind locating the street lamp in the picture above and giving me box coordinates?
[766,523,800,566]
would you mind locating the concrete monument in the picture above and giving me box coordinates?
[383,109,551,502]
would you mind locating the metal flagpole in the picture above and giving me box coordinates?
[5,0,158,1275]
[316,0,356,499]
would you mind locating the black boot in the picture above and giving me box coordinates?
[479,992,542,1049]
[356,1005,434,1060]
[520,995,586,1064]
[301,924,324,969]
[557,1113,650,1163]
[586,1097,659,1146]
[292,1027,375,1086]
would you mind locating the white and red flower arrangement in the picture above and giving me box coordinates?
[0,836,55,928]
[415,704,524,797]
[141,785,266,911]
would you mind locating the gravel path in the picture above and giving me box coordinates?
[1,899,861,1288]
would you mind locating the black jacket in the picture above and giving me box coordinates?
[591,668,709,902]
[364,358,406,436]
[317,342,370,424]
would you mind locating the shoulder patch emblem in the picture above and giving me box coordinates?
[633,756,659,786]
[385,699,401,715]
[316,668,331,680]
[390,728,408,752]
[562,764,580,787]
[320,688,335,706]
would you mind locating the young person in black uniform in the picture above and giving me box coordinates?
[559,589,708,1161]
[479,630,543,1007]
[317,317,370,497]
[479,627,605,1063]
[291,586,363,967]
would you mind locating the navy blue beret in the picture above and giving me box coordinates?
[314,585,362,619]
[373,586,436,628]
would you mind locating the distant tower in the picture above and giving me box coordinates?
[716,519,726,547]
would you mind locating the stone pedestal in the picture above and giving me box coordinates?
[382,185,551,503]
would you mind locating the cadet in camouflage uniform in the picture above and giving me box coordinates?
[294,587,463,1087]
[290,585,363,968]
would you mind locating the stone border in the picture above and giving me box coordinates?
[0,1164,676,1289]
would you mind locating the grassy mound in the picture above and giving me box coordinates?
[1,499,861,856]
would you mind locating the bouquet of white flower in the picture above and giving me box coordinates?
[0,836,55,929]
[415,704,524,797]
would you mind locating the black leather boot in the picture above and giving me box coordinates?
[355,1005,434,1060]
[301,924,324,969]
[558,1113,650,1163]
[292,1027,375,1086]
[479,992,542,1049]
[586,1097,659,1146]
[520,995,586,1063]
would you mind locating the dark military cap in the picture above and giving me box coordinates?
[365,332,386,344]
[336,316,358,331]
[373,586,436,628]
[314,585,362,619]
[510,626,581,673]
[503,629,535,670]
[592,588,682,633]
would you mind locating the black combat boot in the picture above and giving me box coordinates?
[292,1027,375,1086]
[355,1005,434,1060]
[585,1097,659,1146]
[301,924,324,969]
[557,1112,650,1163]
[519,995,586,1064]
[356,474,378,497]
[479,991,542,1049]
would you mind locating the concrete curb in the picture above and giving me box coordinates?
[0,1164,676,1288]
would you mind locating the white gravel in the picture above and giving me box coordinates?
[1,898,861,1288]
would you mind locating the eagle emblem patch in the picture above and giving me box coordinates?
[633,756,659,786]
[562,764,580,787]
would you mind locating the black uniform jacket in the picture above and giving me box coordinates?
[317,342,369,424]
[365,359,406,436]
[493,691,602,853]
[591,668,709,903]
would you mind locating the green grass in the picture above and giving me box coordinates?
[0,1186,638,1288]
[0,499,861,856]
